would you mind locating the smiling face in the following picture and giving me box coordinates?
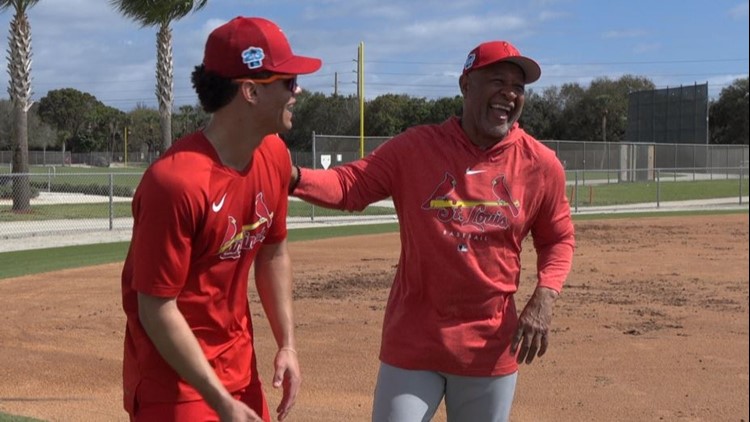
[251,76,301,134]
[459,61,527,149]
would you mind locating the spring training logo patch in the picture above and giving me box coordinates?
[464,52,476,71]
[242,47,265,70]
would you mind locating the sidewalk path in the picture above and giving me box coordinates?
[1,197,746,253]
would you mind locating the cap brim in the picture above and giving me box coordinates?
[271,55,322,75]
[504,57,541,84]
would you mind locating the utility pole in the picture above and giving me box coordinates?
[357,42,365,158]
[124,126,129,167]
[333,72,338,96]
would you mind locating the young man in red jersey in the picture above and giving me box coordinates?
[290,41,575,422]
[121,16,320,422]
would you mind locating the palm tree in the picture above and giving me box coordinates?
[110,0,208,153]
[1,0,39,212]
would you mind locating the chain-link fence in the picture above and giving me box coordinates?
[544,140,748,182]
[0,166,398,240]
[0,150,161,168]
[1,138,747,241]
[289,135,748,219]
[0,169,141,239]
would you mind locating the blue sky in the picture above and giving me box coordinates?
[0,0,747,111]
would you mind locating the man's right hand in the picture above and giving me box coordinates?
[216,396,264,422]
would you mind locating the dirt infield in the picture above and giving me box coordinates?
[0,214,748,422]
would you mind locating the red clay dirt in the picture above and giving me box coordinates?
[0,214,748,421]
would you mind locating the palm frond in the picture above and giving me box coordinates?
[0,0,41,14]
[109,0,208,27]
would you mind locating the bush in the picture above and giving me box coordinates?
[92,156,111,168]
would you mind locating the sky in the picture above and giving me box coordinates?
[0,0,748,112]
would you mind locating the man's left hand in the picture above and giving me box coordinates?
[510,286,559,364]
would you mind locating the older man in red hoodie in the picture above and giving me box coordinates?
[290,40,575,422]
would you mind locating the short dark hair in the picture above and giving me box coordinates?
[191,64,239,113]
[191,66,280,113]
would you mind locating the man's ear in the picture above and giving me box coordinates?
[238,81,258,103]
[458,74,468,96]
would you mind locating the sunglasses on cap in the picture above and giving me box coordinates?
[234,74,298,92]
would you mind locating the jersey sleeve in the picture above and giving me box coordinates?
[261,134,290,244]
[129,167,198,297]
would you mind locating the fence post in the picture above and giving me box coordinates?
[573,171,579,213]
[726,147,730,180]
[656,168,661,208]
[310,131,317,222]
[582,142,586,186]
[740,164,744,205]
[109,173,114,230]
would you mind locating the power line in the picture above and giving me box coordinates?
[367,58,748,66]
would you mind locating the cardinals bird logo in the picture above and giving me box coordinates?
[218,193,274,258]
[491,174,520,217]
[422,172,458,220]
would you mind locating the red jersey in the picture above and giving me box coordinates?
[295,116,574,376]
[121,132,290,411]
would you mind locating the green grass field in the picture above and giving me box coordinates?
[0,166,145,190]
[0,415,44,422]
[568,179,747,206]
[0,222,401,279]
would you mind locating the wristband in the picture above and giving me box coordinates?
[289,165,301,195]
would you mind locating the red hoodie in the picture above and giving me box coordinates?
[295,116,574,376]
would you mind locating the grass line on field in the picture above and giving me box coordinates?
[0,414,45,422]
[1,209,748,280]
[0,223,400,280]
[0,201,394,222]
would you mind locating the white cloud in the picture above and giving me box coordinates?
[729,2,749,20]
[403,15,527,39]
[633,42,661,54]
[538,10,571,22]
[300,0,410,20]
[603,29,647,39]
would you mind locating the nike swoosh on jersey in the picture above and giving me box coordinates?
[465,167,486,175]
[212,193,227,212]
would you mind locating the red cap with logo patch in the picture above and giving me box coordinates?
[462,41,541,84]
[203,16,322,78]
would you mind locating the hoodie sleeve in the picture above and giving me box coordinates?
[294,138,400,211]
[530,154,575,292]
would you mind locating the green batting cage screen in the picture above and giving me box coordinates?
[626,83,709,145]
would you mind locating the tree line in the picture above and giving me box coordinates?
[1,75,748,158]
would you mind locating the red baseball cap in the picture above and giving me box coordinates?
[462,41,541,84]
[203,16,322,78]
